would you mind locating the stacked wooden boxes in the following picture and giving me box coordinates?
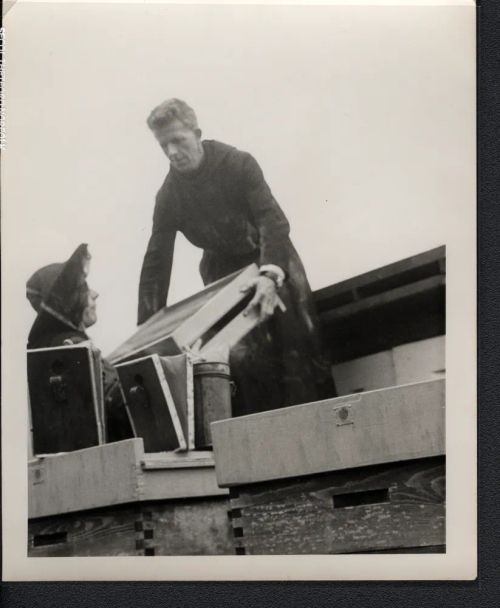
[109,263,270,451]
[28,439,233,556]
[211,379,445,555]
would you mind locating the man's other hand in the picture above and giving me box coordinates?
[241,275,279,323]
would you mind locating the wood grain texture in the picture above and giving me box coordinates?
[28,497,233,557]
[212,379,445,487]
[28,439,144,519]
[229,457,445,555]
[28,505,138,557]
[29,439,226,519]
[151,498,233,555]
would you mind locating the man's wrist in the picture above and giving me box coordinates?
[259,265,285,289]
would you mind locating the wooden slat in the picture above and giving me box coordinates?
[142,451,215,470]
[141,467,228,501]
[320,276,445,324]
[314,246,445,308]
[171,264,259,347]
[212,379,445,487]
[159,354,195,450]
[229,457,445,555]
[200,307,260,356]
[28,439,144,519]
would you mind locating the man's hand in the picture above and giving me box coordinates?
[241,275,279,323]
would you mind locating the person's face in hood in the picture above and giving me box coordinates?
[82,288,99,328]
[154,119,204,173]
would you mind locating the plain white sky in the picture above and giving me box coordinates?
[4,2,475,355]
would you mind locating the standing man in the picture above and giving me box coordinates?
[138,98,334,416]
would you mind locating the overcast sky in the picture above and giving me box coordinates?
[4,2,475,355]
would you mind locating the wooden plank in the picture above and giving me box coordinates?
[115,355,187,452]
[320,276,445,325]
[332,350,396,395]
[108,265,258,364]
[141,467,228,501]
[29,438,227,518]
[314,246,445,309]
[28,438,144,518]
[171,264,259,348]
[393,336,445,385]
[229,457,445,555]
[27,343,103,454]
[142,450,215,469]
[28,505,138,557]
[200,307,260,357]
[159,354,195,450]
[212,379,445,487]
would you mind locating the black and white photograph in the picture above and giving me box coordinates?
[2,0,476,580]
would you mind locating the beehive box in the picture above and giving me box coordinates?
[212,379,445,554]
[28,439,232,556]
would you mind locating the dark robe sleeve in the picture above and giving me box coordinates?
[241,153,291,273]
[137,186,179,325]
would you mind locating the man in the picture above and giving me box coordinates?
[138,99,334,416]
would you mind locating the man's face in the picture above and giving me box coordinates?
[154,119,204,173]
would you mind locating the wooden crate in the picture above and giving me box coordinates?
[27,343,104,454]
[107,265,262,364]
[115,354,194,452]
[28,438,232,556]
[212,379,444,486]
[212,380,445,554]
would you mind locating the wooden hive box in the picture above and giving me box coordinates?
[28,439,233,556]
[115,353,195,452]
[27,343,105,454]
[211,379,445,555]
[107,264,264,364]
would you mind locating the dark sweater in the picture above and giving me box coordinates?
[138,140,293,324]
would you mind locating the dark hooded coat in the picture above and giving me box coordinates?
[27,244,133,441]
[138,141,335,416]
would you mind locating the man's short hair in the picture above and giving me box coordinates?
[147,98,199,132]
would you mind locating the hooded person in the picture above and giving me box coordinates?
[27,244,133,442]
